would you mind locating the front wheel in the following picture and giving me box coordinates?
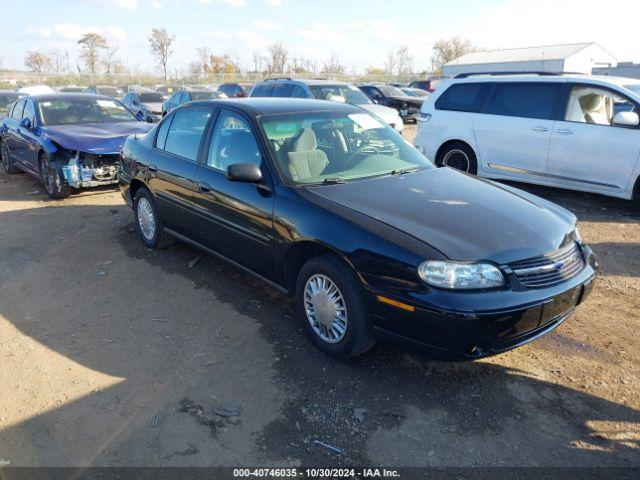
[40,155,70,199]
[437,142,478,175]
[133,187,174,249]
[296,255,375,358]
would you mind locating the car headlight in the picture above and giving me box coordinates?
[418,261,504,290]
[573,226,583,244]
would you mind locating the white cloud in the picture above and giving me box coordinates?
[198,0,246,6]
[26,26,52,38]
[296,22,348,43]
[151,0,163,8]
[264,0,283,5]
[49,23,127,45]
[252,20,281,30]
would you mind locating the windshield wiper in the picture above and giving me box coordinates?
[390,167,420,175]
[321,177,346,185]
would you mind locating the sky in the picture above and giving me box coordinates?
[2,0,640,74]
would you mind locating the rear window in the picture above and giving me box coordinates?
[139,92,164,103]
[272,83,292,97]
[435,83,490,113]
[251,83,272,97]
[488,82,561,120]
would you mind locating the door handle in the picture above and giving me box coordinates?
[556,129,574,135]
[532,126,549,132]
[197,182,211,193]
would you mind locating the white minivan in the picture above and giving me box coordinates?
[413,73,640,200]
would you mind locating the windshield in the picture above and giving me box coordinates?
[190,91,220,100]
[138,92,164,103]
[0,95,18,114]
[379,85,407,97]
[309,85,372,105]
[261,111,434,185]
[624,84,640,96]
[38,98,137,126]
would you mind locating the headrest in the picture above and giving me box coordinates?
[579,94,603,111]
[292,128,317,152]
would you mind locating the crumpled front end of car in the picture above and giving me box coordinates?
[60,151,120,188]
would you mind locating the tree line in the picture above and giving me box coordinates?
[23,30,479,79]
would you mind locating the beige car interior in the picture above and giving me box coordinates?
[565,87,619,125]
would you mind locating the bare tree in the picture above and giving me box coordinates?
[266,42,288,75]
[148,28,175,80]
[50,48,63,75]
[321,53,345,76]
[103,46,120,75]
[77,32,108,76]
[291,57,317,75]
[63,50,70,74]
[431,36,478,73]
[206,54,238,74]
[196,46,210,75]
[24,51,52,76]
[251,50,265,74]
[384,49,397,75]
[395,45,413,75]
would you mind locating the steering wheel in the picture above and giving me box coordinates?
[344,145,379,170]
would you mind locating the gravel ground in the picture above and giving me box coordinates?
[0,125,638,467]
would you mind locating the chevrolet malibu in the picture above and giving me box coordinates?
[119,99,598,359]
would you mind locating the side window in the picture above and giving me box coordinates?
[271,83,292,97]
[22,99,36,123]
[181,92,190,103]
[11,99,25,120]
[488,82,560,120]
[163,107,212,161]
[435,83,490,113]
[291,84,309,98]
[251,83,272,97]
[565,85,635,126]
[207,110,262,171]
[155,115,173,149]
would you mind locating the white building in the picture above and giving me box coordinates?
[442,42,617,77]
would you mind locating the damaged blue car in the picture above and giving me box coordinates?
[0,94,153,199]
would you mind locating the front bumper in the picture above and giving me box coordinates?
[366,247,598,359]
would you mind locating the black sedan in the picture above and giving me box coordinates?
[162,89,226,116]
[358,85,423,123]
[119,98,597,359]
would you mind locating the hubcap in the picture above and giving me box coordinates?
[304,274,348,344]
[41,160,55,193]
[1,142,9,170]
[137,197,156,241]
[442,149,470,172]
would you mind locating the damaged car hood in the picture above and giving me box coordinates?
[43,122,154,155]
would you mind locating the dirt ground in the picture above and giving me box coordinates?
[0,124,639,467]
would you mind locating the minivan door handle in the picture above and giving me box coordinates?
[556,129,574,135]
[532,126,549,132]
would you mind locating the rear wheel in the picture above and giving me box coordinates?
[40,154,70,199]
[133,187,174,249]
[437,142,478,175]
[296,255,375,358]
[1,139,19,174]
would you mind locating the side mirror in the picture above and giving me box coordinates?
[226,163,262,183]
[20,117,31,129]
[135,111,145,121]
[613,111,639,127]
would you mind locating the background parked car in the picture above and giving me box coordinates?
[408,79,442,93]
[17,85,55,95]
[358,84,423,123]
[84,85,124,98]
[414,73,640,200]
[122,91,165,122]
[250,78,404,132]
[0,91,23,119]
[0,94,152,198]
[401,87,430,98]
[56,85,85,93]
[162,89,227,115]
[218,82,254,98]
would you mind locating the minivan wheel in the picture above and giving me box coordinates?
[133,187,174,249]
[40,155,70,199]
[438,142,478,175]
[296,255,375,358]
[1,140,19,174]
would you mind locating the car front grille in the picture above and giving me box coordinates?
[509,242,584,289]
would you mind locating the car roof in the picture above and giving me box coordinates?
[258,78,350,87]
[185,97,363,115]
[447,73,640,85]
[28,93,120,102]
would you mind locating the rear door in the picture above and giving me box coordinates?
[191,108,275,277]
[547,83,640,195]
[147,106,214,235]
[475,81,563,182]
[16,98,40,172]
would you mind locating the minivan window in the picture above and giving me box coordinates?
[488,83,560,120]
[435,83,489,112]
[163,107,212,161]
[251,83,272,97]
[565,85,636,125]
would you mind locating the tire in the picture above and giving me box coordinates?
[295,254,375,358]
[1,139,20,174]
[133,187,174,249]
[39,154,70,199]
[437,141,478,175]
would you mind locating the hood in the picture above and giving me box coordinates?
[306,168,576,263]
[141,102,163,113]
[43,122,154,155]
[359,104,401,124]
